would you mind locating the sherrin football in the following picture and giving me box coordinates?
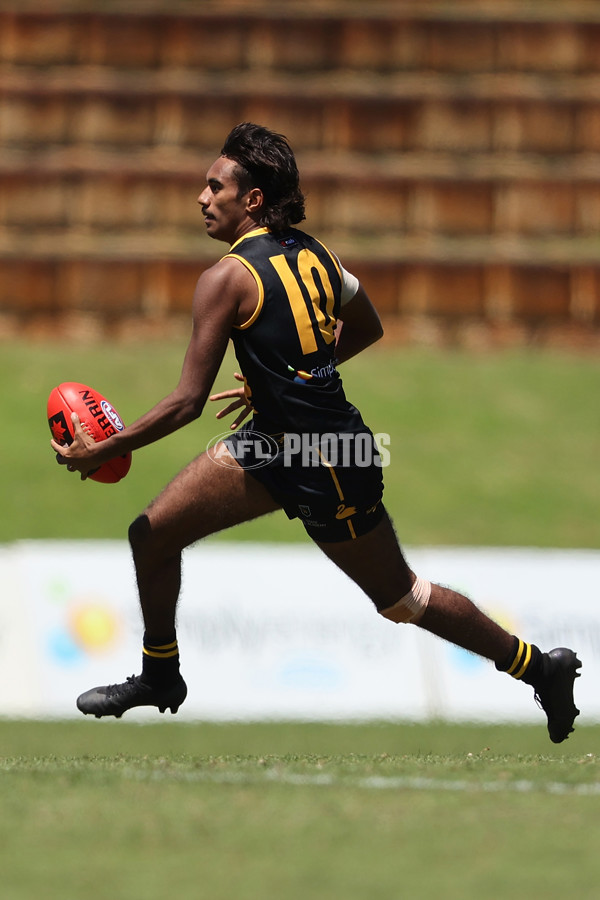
[47,382,132,483]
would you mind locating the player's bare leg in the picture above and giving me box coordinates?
[315,509,515,662]
[76,444,280,718]
[315,509,581,742]
[128,443,280,636]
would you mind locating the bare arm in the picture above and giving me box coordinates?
[51,260,244,474]
[334,284,384,364]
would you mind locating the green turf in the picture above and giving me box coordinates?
[1,719,599,900]
[3,339,599,547]
[3,339,598,897]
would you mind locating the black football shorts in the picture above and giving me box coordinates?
[223,423,385,542]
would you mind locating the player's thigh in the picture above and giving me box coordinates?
[313,507,414,610]
[140,442,281,551]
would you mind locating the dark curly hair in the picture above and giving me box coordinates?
[221,123,306,233]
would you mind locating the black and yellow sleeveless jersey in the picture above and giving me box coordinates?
[224,226,365,434]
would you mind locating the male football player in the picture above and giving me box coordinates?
[53,123,581,742]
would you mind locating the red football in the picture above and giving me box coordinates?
[47,382,132,483]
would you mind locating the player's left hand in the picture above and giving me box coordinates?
[209,372,252,430]
[51,412,99,480]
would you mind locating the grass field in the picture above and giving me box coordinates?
[2,718,599,900]
[2,339,599,897]
[3,339,600,547]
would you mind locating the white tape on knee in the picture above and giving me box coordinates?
[379,576,432,624]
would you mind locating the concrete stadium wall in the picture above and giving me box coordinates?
[1,1,600,345]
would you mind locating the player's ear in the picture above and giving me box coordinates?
[246,187,264,215]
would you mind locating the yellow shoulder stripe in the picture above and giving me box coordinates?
[224,254,265,329]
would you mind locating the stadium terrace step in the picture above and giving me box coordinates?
[3,147,600,183]
[1,255,596,330]
[1,1,600,339]
[2,229,600,267]
[6,0,600,20]
[6,66,600,102]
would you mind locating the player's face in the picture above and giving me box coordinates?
[198,156,255,244]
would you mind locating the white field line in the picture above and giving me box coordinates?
[118,768,600,796]
[2,761,599,795]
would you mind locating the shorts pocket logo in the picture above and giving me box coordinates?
[335,503,357,520]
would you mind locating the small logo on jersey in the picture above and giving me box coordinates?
[299,504,311,517]
[287,364,313,383]
[279,236,297,247]
[335,503,357,520]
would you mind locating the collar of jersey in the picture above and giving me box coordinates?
[228,227,270,253]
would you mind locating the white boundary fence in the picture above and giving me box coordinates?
[0,541,597,723]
